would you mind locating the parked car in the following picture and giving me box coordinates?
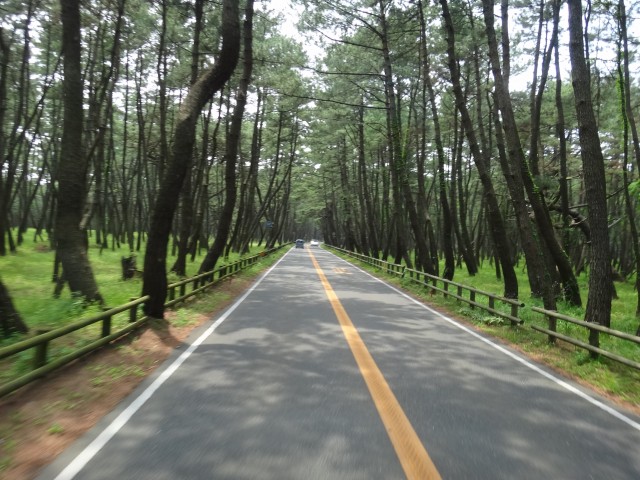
[295,239,305,248]
[310,239,319,247]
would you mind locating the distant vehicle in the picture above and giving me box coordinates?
[310,239,319,247]
[295,239,305,248]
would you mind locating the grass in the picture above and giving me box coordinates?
[334,249,640,410]
[0,230,289,387]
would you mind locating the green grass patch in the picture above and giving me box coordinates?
[89,363,146,387]
[46,423,64,435]
[0,230,290,392]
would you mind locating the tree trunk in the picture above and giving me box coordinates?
[55,0,102,303]
[199,0,254,274]
[377,0,416,269]
[480,0,559,309]
[143,0,241,318]
[567,0,612,327]
[439,0,518,298]
[0,277,28,337]
[419,4,454,279]
[235,89,264,254]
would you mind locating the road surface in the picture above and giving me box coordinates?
[39,247,640,479]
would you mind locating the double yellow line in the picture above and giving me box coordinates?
[308,249,441,480]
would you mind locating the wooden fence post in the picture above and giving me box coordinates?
[547,313,557,344]
[588,327,600,358]
[33,330,49,370]
[101,310,112,338]
[130,298,138,323]
[510,304,519,324]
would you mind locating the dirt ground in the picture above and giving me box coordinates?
[0,277,252,480]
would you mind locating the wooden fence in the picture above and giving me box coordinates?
[326,245,640,371]
[0,245,287,398]
[328,246,523,326]
[530,307,640,369]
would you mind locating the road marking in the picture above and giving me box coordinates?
[51,252,292,480]
[333,267,351,274]
[308,249,441,480]
[331,251,640,433]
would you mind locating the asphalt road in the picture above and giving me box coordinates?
[39,247,640,479]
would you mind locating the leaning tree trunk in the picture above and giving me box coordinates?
[567,0,612,329]
[142,0,241,318]
[439,0,518,298]
[172,0,205,276]
[54,0,102,303]
[480,0,559,310]
[198,0,254,274]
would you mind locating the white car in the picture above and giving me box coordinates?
[310,240,319,247]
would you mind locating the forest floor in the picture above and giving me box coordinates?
[2,269,640,480]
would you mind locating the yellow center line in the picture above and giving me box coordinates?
[307,249,441,480]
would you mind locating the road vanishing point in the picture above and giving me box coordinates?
[39,247,640,479]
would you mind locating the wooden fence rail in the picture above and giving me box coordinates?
[530,306,640,369]
[0,245,287,398]
[326,245,640,371]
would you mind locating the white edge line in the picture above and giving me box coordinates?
[328,250,640,433]
[53,250,291,480]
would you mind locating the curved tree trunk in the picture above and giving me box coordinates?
[172,0,205,276]
[143,0,241,318]
[199,0,254,274]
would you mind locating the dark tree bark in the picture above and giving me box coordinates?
[418,1,453,279]
[439,0,518,298]
[143,0,241,317]
[0,277,28,337]
[337,137,359,252]
[567,0,612,327]
[235,88,264,254]
[554,1,571,247]
[357,101,380,258]
[55,0,102,303]
[451,117,477,275]
[481,0,581,306]
[198,0,254,274]
[172,0,205,277]
[377,0,417,269]
[480,0,558,309]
